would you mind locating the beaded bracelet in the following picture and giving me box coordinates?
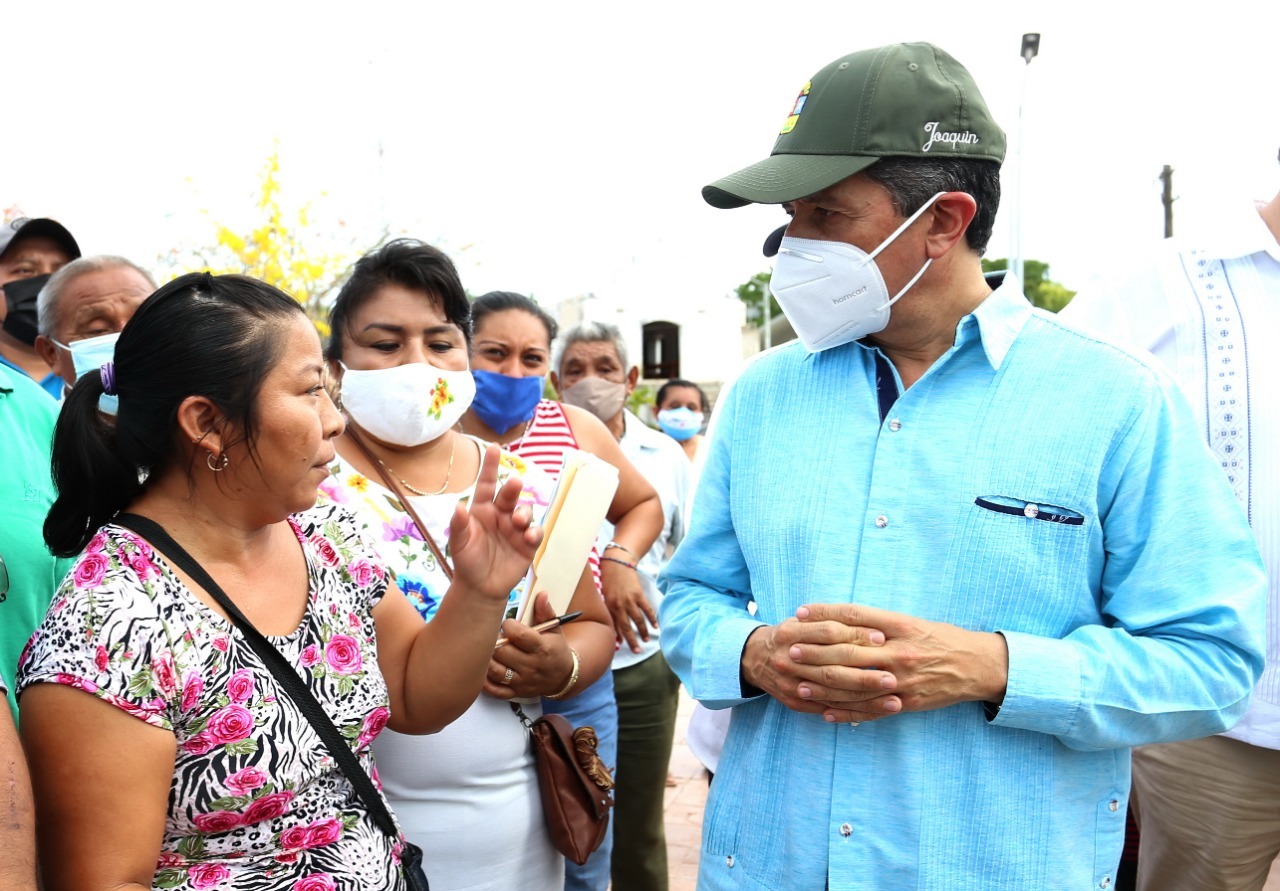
[546,647,581,700]
[600,555,637,570]
[604,540,637,559]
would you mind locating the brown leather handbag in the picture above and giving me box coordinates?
[513,702,615,866]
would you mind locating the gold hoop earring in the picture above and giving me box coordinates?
[206,452,229,472]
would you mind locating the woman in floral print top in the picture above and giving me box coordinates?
[18,272,543,890]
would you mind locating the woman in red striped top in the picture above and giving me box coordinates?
[458,292,663,891]
[459,292,663,651]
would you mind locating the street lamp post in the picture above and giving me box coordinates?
[1010,32,1040,291]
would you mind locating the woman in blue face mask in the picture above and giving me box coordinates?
[458,293,665,891]
[458,296,662,656]
[653,379,708,464]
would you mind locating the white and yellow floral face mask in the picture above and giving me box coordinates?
[338,361,476,447]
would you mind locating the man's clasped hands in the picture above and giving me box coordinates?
[740,604,1011,723]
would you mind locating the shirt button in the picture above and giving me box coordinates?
[839,823,853,837]
[1108,800,1119,812]
[874,515,889,528]
[888,418,902,432]
[1023,503,1040,519]
[1100,878,1112,889]
[725,855,735,868]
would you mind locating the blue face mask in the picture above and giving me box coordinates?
[53,331,121,415]
[470,369,544,435]
[657,407,704,442]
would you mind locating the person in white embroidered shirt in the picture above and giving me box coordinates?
[1061,158,1280,891]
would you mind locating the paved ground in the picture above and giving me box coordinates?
[663,690,708,891]
[661,690,1280,891]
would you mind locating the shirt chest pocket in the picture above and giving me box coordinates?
[939,493,1095,634]
[974,495,1084,526]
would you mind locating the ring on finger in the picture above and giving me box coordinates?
[502,667,515,685]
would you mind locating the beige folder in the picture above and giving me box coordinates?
[515,450,619,623]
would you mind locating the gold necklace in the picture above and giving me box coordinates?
[379,436,457,497]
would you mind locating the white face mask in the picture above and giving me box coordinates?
[769,192,943,352]
[339,362,476,447]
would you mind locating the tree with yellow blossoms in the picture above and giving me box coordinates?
[174,149,369,336]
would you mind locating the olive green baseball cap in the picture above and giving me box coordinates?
[703,42,1006,209]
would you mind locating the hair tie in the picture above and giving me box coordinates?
[201,270,215,291]
[100,362,117,396]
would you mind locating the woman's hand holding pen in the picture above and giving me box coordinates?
[483,592,582,700]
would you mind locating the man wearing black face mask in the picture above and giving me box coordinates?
[0,217,81,397]
[0,218,79,719]
[657,42,1267,890]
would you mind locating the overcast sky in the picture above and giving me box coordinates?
[5,0,1276,308]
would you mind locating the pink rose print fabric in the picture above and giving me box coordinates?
[17,504,412,889]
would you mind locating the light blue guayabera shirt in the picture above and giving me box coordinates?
[658,277,1266,891]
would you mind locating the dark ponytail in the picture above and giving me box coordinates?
[44,271,305,557]
[45,368,143,556]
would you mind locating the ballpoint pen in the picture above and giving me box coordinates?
[494,610,583,649]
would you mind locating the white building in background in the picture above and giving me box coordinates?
[551,289,759,406]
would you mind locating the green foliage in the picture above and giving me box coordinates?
[735,271,779,327]
[981,258,1076,313]
[627,384,655,417]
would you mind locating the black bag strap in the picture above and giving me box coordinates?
[114,512,401,842]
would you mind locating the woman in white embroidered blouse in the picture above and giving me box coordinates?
[321,240,613,890]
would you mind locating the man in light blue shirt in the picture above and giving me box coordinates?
[659,43,1266,890]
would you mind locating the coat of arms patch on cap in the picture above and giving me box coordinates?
[779,81,811,134]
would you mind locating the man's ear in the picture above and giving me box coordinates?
[33,334,60,371]
[925,192,979,259]
[176,395,228,454]
[626,365,639,394]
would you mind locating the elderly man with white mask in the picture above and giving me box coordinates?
[34,255,155,395]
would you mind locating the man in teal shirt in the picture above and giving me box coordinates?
[0,362,71,717]
[659,43,1266,889]
[0,669,36,884]
[0,217,80,398]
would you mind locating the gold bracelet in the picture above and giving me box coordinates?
[545,647,581,701]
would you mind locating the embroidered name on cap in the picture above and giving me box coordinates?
[780,82,811,134]
[921,122,980,152]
